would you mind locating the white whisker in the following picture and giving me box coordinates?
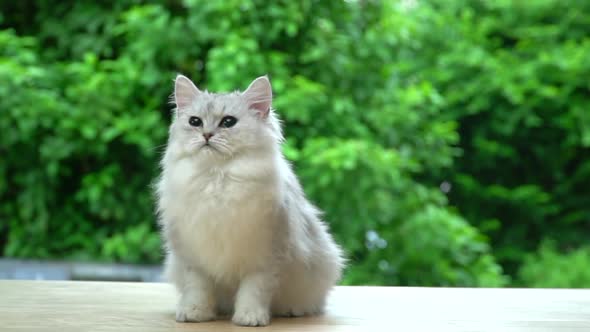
[211,140,234,158]
[151,143,168,151]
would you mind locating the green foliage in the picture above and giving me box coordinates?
[519,241,590,288]
[389,0,590,276]
[5,0,588,288]
[0,27,167,262]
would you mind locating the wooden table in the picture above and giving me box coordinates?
[0,281,588,331]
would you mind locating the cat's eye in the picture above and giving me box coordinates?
[188,116,202,127]
[219,116,238,128]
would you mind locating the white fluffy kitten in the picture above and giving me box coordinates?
[156,74,344,326]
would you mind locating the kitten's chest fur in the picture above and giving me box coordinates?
[161,158,283,282]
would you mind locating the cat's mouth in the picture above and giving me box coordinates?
[200,142,218,152]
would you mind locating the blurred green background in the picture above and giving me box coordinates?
[1,0,589,287]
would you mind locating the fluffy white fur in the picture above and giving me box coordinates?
[156,74,344,326]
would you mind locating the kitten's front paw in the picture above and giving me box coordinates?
[232,307,270,327]
[176,304,216,323]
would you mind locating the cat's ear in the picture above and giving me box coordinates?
[243,76,272,118]
[174,74,201,110]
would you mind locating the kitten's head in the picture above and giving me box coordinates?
[168,75,282,162]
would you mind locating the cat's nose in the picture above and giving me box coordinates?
[203,133,214,141]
